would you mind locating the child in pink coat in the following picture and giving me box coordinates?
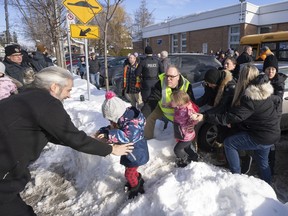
[0,62,19,100]
[170,90,200,167]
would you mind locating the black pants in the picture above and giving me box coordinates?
[0,194,36,216]
[174,141,192,159]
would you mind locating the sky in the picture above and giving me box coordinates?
[0,0,286,45]
[19,74,288,215]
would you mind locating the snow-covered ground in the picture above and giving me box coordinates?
[21,75,288,215]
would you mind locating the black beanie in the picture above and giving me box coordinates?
[204,68,221,84]
[263,55,278,72]
[145,46,153,54]
[5,44,22,56]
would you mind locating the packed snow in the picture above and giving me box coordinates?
[21,75,288,216]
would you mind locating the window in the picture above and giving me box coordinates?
[258,26,271,34]
[181,33,187,53]
[229,25,240,48]
[172,34,178,53]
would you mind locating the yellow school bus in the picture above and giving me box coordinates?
[240,31,288,61]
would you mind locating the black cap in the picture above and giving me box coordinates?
[145,46,153,54]
[5,44,22,56]
[204,68,221,84]
[263,55,278,72]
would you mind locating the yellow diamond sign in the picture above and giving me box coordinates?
[63,0,102,24]
[70,24,100,39]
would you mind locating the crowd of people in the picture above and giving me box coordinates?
[0,42,285,215]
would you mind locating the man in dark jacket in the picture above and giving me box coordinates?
[31,44,53,72]
[0,66,133,215]
[3,44,27,85]
[137,46,164,102]
[236,45,253,65]
[89,52,101,89]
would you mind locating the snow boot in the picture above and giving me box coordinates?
[175,157,190,168]
[128,175,145,199]
[125,173,145,193]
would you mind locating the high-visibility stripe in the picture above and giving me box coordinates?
[158,73,190,121]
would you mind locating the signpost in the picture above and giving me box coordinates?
[63,0,102,24]
[63,0,103,100]
[70,24,100,39]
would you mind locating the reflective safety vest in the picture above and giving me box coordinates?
[158,73,190,121]
[123,63,141,88]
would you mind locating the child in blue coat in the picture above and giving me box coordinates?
[96,91,149,199]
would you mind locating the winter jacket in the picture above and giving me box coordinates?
[0,88,112,200]
[3,58,26,84]
[123,63,141,94]
[158,73,190,121]
[99,107,149,167]
[77,61,86,75]
[141,75,196,118]
[205,80,281,145]
[196,70,236,114]
[174,101,199,141]
[89,58,101,74]
[0,76,18,100]
[269,73,287,115]
[236,52,253,65]
[31,51,51,72]
[138,56,164,101]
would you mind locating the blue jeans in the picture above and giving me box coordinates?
[224,132,272,184]
[90,72,100,87]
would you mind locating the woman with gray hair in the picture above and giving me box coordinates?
[0,66,134,215]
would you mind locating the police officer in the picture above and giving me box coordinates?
[137,46,164,102]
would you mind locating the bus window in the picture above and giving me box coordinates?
[240,31,288,61]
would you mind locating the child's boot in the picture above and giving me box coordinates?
[128,178,145,199]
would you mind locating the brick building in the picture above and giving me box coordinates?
[134,1,288,55]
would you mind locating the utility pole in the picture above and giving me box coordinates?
[4,0,10,44]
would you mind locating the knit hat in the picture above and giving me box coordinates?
[0,62,5,73]
[145,46,153,55]
[5,44,22,56]
[102,91,127,123]
[204,68,222,84]
[263,55,278,72]
[36,44,47,53]
[261,46,269,52]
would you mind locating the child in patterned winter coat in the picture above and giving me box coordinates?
[95,91,149,199]
[0,62,21,100]
[170,90,200,167]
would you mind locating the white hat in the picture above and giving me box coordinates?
[0,62,5,73]
[102,91,127,123]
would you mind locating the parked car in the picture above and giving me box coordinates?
[195,61,288,152]
[99,56,127,86]
[112,53,222,101]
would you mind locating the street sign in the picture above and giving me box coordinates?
[66,13,75,30]
[70,24,100,39]
[63,0,103,24]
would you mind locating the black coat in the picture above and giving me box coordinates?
[236,52,253,65]
[3,58,26,84]
[205,82,281,145]
[0,88,112,199]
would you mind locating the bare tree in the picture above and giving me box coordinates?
[133,0,154,40]
[10,0,66,67]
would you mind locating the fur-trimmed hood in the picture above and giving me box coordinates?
[214,70,234,106]
[245,82,274,100]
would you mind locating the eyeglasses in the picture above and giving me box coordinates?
[165,74,179,79]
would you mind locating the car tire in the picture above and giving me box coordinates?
[197,123,218,152]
